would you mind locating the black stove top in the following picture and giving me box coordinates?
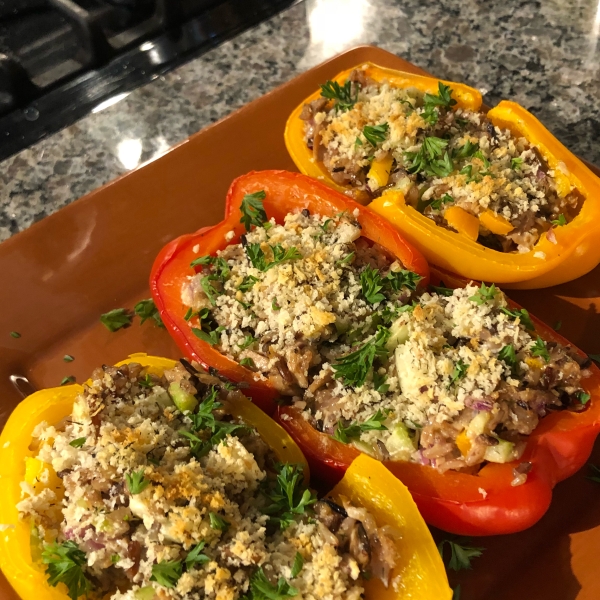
[0,0,294,161]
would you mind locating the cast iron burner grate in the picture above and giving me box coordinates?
[0,0,295,161]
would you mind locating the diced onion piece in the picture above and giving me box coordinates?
[444,206,480,241]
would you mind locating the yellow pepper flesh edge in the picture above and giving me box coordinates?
[444,206,480,241]
[479,209,514,235]
[329,454,452,600]
[0,354,308,600]
[285,62,600,289]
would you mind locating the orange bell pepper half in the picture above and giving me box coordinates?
[150,170,429,413]
[0,354,451,600]
[276,293,600,537]
[285,61,600,289]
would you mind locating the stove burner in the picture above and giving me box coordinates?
[0,0,294,160]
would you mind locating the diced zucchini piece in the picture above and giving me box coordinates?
[168,382,198,413]
[386,318,409,352]
[484,439,515,463]
[467,411,491,436]
[385,423,416,460]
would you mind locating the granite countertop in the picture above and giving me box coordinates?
[1,0,599,242]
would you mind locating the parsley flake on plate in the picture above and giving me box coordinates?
[438,537,484,571]
[100,308,132,332]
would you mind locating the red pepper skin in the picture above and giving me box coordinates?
[151,170,429,414]
[276,286,600,536]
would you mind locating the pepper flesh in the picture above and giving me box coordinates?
[285,62,600,289]
[0,354,450,600]
[276,295,600,536]
[150,170,429,413]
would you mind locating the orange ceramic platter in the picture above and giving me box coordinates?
[1,46,600,600]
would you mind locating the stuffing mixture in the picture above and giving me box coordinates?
[18,361,397,600]
[301,68,584,252]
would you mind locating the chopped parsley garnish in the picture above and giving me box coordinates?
[336,251,355,266]
[421,82,457,125]
[250,567,298,600]
[100,308,132,332]
[429,193,454,211]
[453,140,479,160]
[272,299,281,311]
[239,275,259,292]
[429,284,454,296]
[290,552,304,578]
[200,276,221,306]
[134,298,164,328]
[63,354,74,362]
[60,376,76,386]
[500,307,535,331]
[42,541,92,600]
[554,321,562,331]
[385,269,423,292]
[191,308,225,345]
[111,554,120,564]
[362,122,389,146]
[263,463,316,530]
[405,136,454,178]
[125,469,150,495]
[150,560,182,588]
[459,164,473,180]
[320,79,359,112]
[453,585,462,600]
[498,344,517,372]
[10,331,21,338]
[238,335,256,350]
[185,541,210,569]
[449,359,468,387]
[209,512,230,531]
[468,282,498,305]
[190,254,214,268]
[588,464,600,483]
[332,327,390,387]
[184,307,195,321]
[333,409,388,444]
[360,266,385,304]
[355,136,363,147]
[438,537,484,571]
[69,437,86,448]
[551,213,567,227]
[511,157,524,170]
[373,371,390,394]
[240,190,267,231]
[578,391,591,405]
[530,337,550,362]
[246,243,302,272]
[473,149,491,168]
[240,357,255,369]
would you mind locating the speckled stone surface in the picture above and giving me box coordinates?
[1,0,599,241]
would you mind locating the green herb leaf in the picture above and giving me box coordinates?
[191,325,224,346]
[239,275,259,292]
[60,376,76,386]
[473,149,491,168]
[134,298,164,328]
[551,214,567,227]
[125,469,150,495]
[10,331,21,338]
[272,299,281,311]
[200,276,221,306]
[336,251,355,266]
[111,554,120,564]
[184,307,195,321]
[190,255,214,268]
[263,463,317,530]
[63,354,74,362]
[498,344,517,371]
[385,269,423,292]
[69,437,86,448]
[362,122,389,146]
[150,560,182,588]
[290,552,304,578]
[578,391,591,405]
[452,584,462,600]
[423,82,457,109]
[587,463,600,483]
[530,337,550,362]
[42,541,92,600]
[500,307,535,331]
[240,190,267,231]
[373,372,390,394]
[100,308,132,332]
[430,193,454,211]
[430,284,454,296]
[453,140,479,160]
[360,266,386,304]
[333,409,388,444]
[320,79,359,112]
[554,321,562,331]
[355,136,363,147]
[332,327,390,387]
[405,136,454,178]
[240,357,255,369]
[209,512,230,531]
[250,567,298,600]
[468,282,498,305]
[449,359,468,387]
[511,157,523,170]
[238,335,257,350]
[185,542,210,569]
[246,243,301,272]
[438,538,484,571]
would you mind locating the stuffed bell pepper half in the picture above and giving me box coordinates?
[0,354,451,600]
[285,61,600,288]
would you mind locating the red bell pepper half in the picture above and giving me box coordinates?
[276,269,600,536]
[150,170,430,414]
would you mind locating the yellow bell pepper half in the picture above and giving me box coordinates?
[0,354,450,600]
[285,62,600,289]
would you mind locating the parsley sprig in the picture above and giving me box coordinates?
[125,469,150,495]
[191,307,225,345]
[530,337,550,362]
[134,299,164,328]
[449,359,468,387]
[250,567,298,599]
[405,136,454,178]
[362,123,389,146]
[332,327,390,387]
[498,344,518,372]
[42,541,92,600]
[320,79,359,111]
[263,463,316,530]
[468,282,498,305]
[185,542,210,569]
[151,560,182,588]
[246,243,301,272]
[500,307,535,331]
[421,82,457,125]
[438,537,484,571]
[240,191,267,231]
[332,409,388,443]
